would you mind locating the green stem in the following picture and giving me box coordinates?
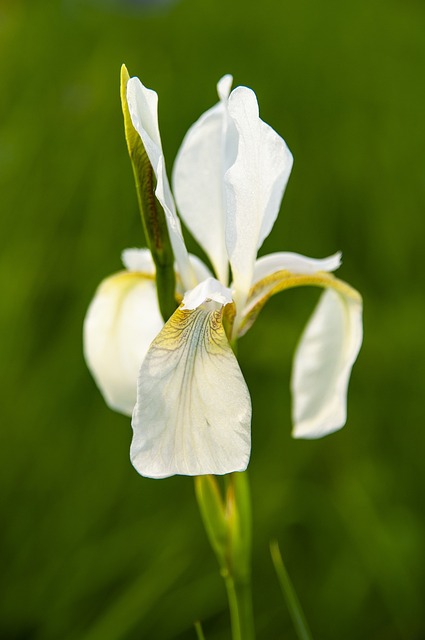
[224,573,255,640]
[194,472,256,640]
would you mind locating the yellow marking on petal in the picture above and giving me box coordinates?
[153,305,227,354]
[239,270,362,336]
[131,302,251,477]
[100,270,155,293]
[223,301,236,342]
[97,271,156,296]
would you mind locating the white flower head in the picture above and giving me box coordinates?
[84,73,363,478]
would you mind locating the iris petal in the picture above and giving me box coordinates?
[83,264,164,416]
[126,77,196,290]
[131,288,251,478]
[173,77,232,285]
[291,288,363,438]
[235,252,362,438]
[225,87,293,312]
[253,251,341,283]
[239,252,344,336]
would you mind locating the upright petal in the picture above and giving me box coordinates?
[187,254,213,285]
[174,254,213,300]
[131,279,251,478]
[173,76,233,285]
[291,288,363,439]
[225,87,293,311]
[126,77,196,291]
[84,258,164,416]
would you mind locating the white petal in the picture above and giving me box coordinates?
[182,277,233,310]
[225,87,293,310]
[173,254,212,299]
[188,254,213,283]
[291,288,363,439]
[83,271,164,416]
[217,74,233,101]
[121,248,155,273]
[126,77,196,291]
[253,251,342,284]
[125,78,162,165]
[131,306,251,478]
[172,77,233,285]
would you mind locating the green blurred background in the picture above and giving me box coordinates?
[1,0,424,638]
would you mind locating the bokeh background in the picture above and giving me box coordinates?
[1,0,424,638]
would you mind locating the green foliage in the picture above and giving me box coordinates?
[1,1,424,638]
[270,541,312,640]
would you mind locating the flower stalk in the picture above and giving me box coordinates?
[195,472,255,640]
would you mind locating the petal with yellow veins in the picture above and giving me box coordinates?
[131,279,251,478]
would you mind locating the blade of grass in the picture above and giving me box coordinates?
[194,620,206,640]
[270,540,313,640]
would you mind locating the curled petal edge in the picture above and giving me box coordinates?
[236,266,362,440]
[238,263,356,337]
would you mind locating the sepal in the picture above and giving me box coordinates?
[83,263,164,416]
[130,295,251,478]
[291,287,363,438]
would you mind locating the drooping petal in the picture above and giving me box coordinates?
[83,259,164,416]
[173,76,233,285]
[253,251,342,283]
[131,279,251,478]
[224,87,293,311]
[126,77,196,291]
[291,287,363,439]
[238,252,344,337]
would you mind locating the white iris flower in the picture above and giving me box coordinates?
[84,74,363,479]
